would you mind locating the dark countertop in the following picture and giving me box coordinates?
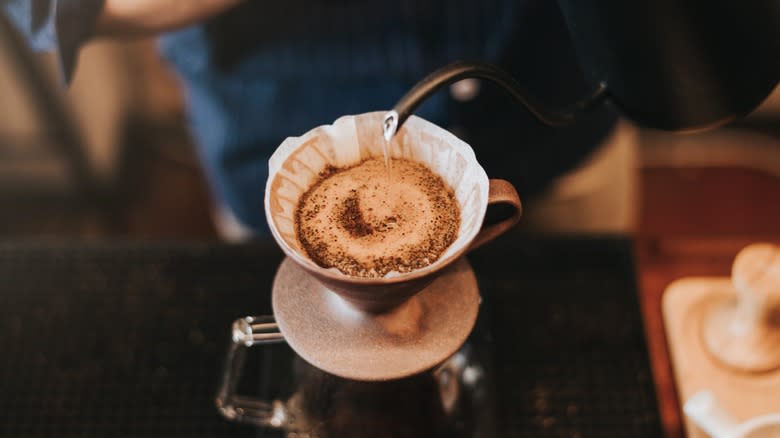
[0,235,660,437]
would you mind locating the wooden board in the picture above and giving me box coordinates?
[663,277,780,437]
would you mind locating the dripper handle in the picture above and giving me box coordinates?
[215,316,289,428]
[468,179,522,251]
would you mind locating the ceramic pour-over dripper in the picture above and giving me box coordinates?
[264,112,521,380]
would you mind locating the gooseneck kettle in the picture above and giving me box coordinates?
[384,0,780,140]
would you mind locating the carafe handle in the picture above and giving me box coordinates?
[215,316,289,428]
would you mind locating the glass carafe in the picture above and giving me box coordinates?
[216,315,496,437]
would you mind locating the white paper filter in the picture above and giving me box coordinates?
[265,111,490,276]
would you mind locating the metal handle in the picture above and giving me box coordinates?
[383,60,607,141]
[215,316,289,428]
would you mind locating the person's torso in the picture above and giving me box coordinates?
[161,0,517,80]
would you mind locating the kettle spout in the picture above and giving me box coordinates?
[383,61,606,141]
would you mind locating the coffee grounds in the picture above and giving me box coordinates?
[339,190,374,237]
[295,157,460,278]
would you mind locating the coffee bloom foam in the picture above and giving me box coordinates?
[295,157,460,278]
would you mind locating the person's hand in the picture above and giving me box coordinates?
[96,0,244,37]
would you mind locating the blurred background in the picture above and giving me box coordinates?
[1,36,778,240]
[1,19,778,438]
